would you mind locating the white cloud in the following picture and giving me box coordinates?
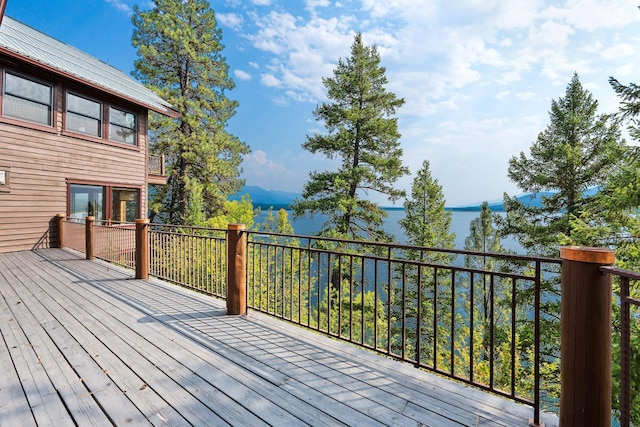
[601,43,635,60]
[249,61,259,69]
[105,0,131,14]
[247,11,356,101]
[241,151,306,192]
[252,0,271,5]
[542,0,637,31]
[495,91,511,101]
[217,13,243,31]
[234,69,252,80]
[306,0,330,13]
[261,74,281,87]
[516,91,536,101]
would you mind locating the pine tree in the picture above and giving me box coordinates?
[400,160,455,256]
[502,72,624,256]
[568,77,640,269]
[392,160,455,363]
[292,33,408,241]
[132,0,249,225]
[501,72,626,413]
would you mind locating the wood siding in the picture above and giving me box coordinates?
[0,110,149,253]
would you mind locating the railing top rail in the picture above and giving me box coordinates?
[245,229,561,265]
[95,220,136,227]
[600,265,640,281]
[148,223,227,233]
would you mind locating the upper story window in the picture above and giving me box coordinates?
[66,92,102,137]
[109,106,137,145]
[3,71,53,125]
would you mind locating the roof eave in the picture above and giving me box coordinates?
[0,47,179,118]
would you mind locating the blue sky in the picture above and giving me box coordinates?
[7,0,640,206]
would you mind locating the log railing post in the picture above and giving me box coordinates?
[136,219,150,280]
[226,224,247,315]
[56,214,64,248]
[85,216,95,260]
[560,246,615,427]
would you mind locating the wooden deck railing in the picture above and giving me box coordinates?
[54,215,639,427]
[148,154,165,176]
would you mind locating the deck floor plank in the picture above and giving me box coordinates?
[1,252,157,426]
[0,249,559,427]
[60,257,394,427]
[48,254,395,427]
[5,252,236,427]
[0,274,111,427]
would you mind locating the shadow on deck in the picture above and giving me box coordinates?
[0,249,559,426]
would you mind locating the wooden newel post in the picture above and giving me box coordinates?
[56,214,64,248]
[227,224,247,315]
[135,219,150,280]
[560,246,615,427]
[85,216,95,260]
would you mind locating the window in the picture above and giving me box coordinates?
[70,184,104,221]
[109,106,136,145]
[112,188,139,222]
[3,71,52,125]
[0,167,9,193]
[69,184,139,222]
[66,92,102,137]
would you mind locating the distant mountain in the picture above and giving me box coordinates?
[449,192,553,212]
[233,185,300,209]
[233,186,599,212]
[450,188,599,212]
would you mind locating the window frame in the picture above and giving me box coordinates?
[108,105,138,146]
[68,181,142,223]
[0,166,10,193]
[65,91,103,138]
[2,70,54,126]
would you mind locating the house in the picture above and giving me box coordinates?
[0,8,176,253]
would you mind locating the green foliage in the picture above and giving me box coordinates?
[205,194,256,229]
[501,73,625,257]
[391,160,456,364]
[259,208,295,234]
[292,33,408,241]
[132,0,249,225]
[400,160,455,259]
[464,202,503,257]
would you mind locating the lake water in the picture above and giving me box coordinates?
[255,209,523,254]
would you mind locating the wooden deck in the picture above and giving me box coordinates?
[0,249,559,426]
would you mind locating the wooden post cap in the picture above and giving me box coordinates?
[135,218,150,224]
[560,246,615,264]
[228,223,246,231]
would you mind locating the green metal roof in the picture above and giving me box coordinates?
[0,16,176,117]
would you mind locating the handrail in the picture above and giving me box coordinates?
[600,265,640,427]
[243,229,562,423]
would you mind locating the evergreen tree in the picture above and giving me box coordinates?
[464,202,506,362]
[392,160,455,363]
[464,202,503,256]
[132,0,249,225]
[400,160,455,256]
[568,78,640,269]
[501,73,624,257]
[292,33,408,241]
